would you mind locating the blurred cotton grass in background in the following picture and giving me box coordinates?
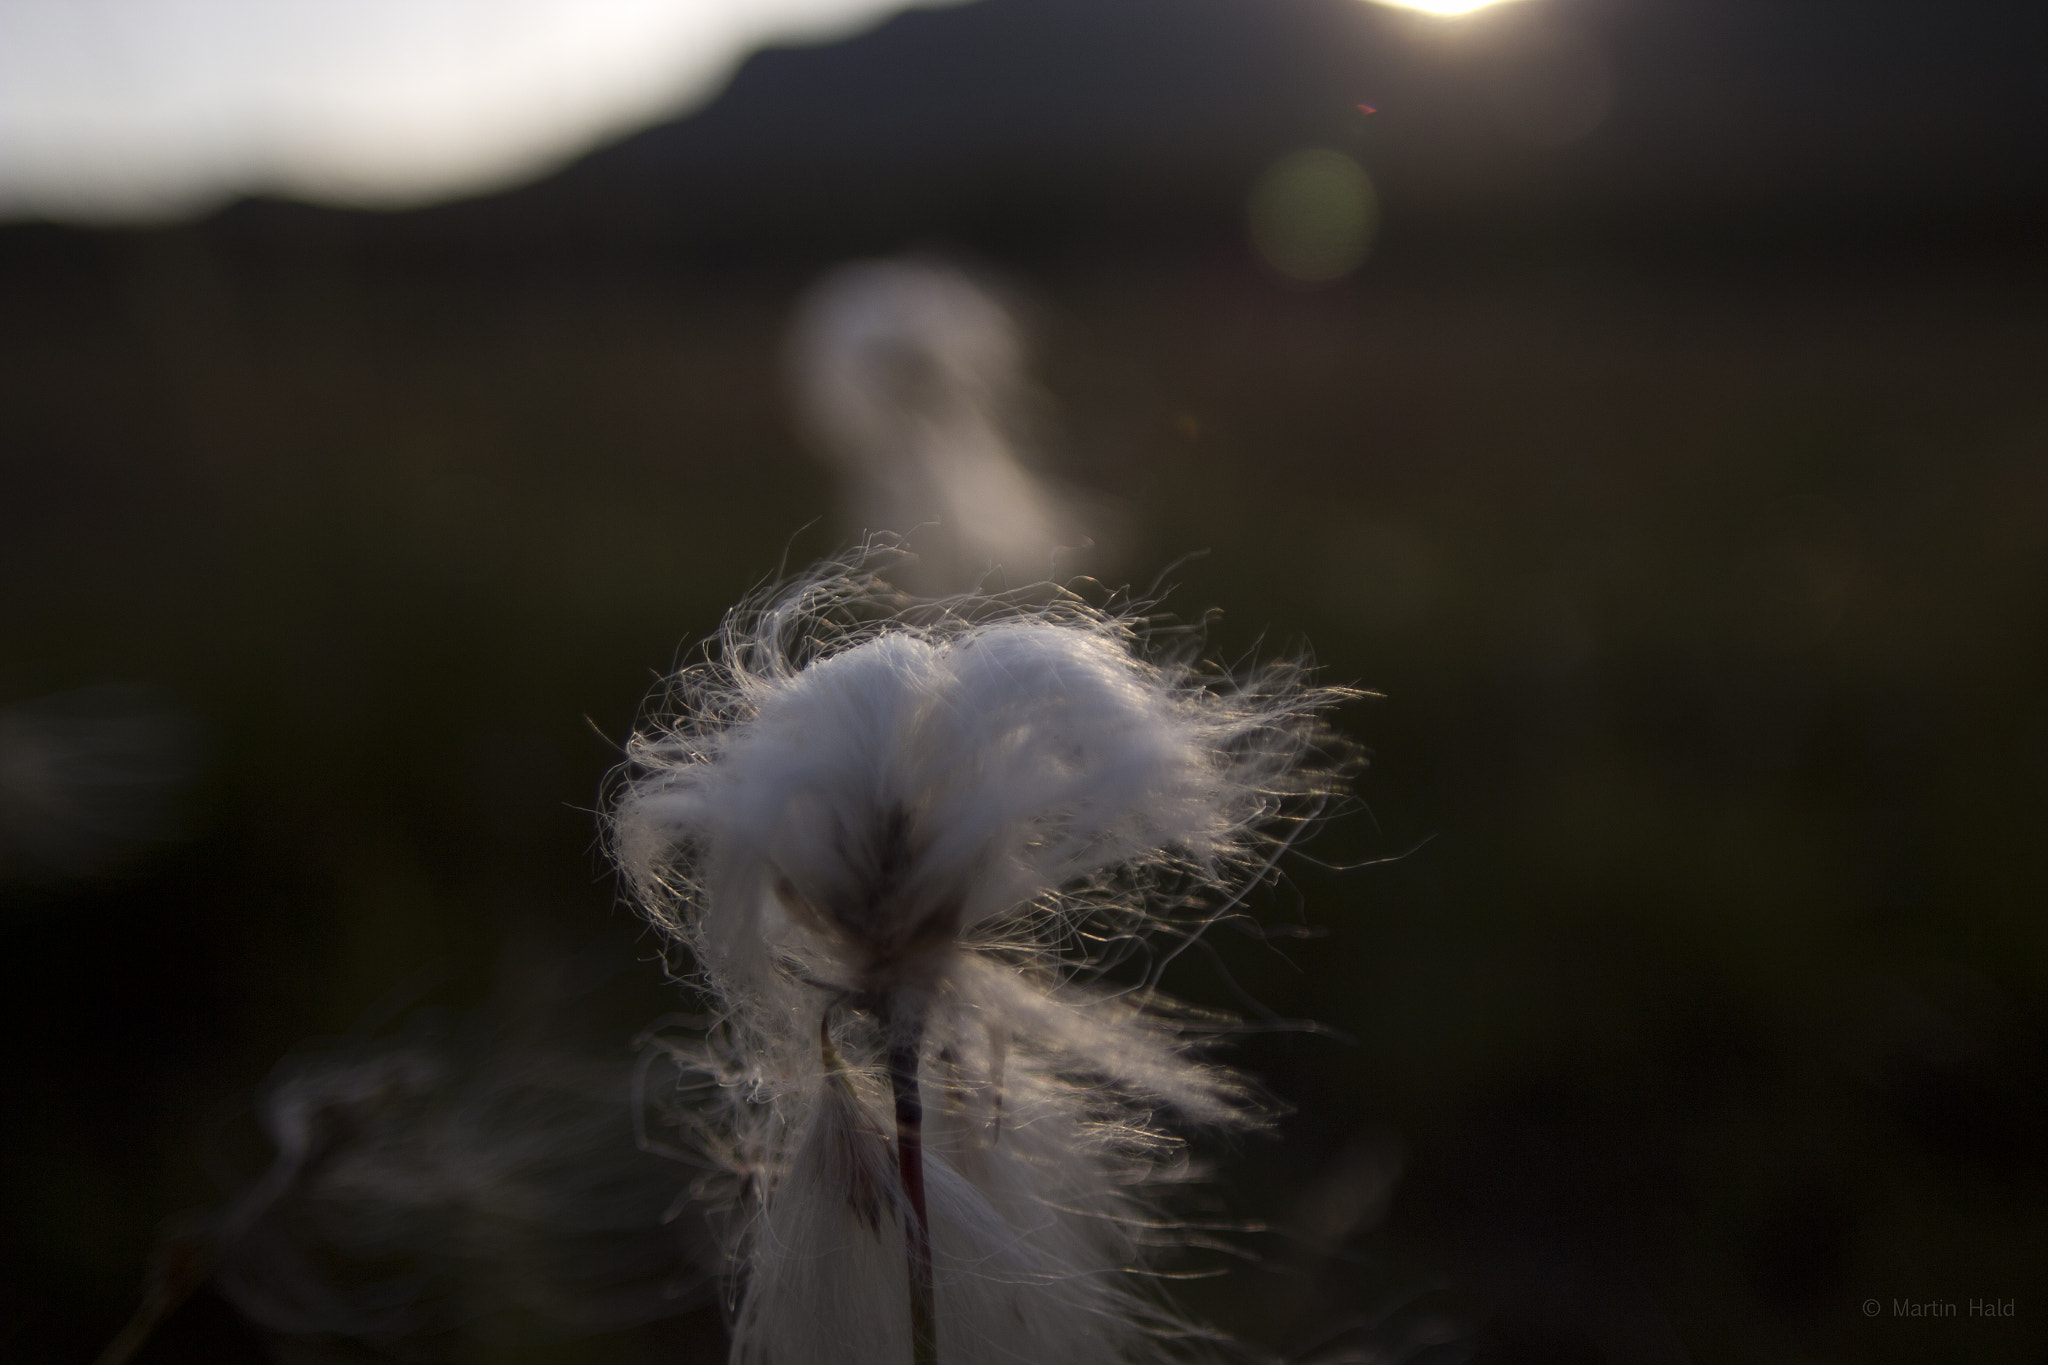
[613,550,1349,1364]
[0,684,203,885]
[789,257,1115,596]
[94,934,713,1365]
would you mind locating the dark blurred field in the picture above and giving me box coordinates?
[4,0,2046,1362]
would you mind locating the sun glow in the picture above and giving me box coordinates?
[1364,0,1529,15]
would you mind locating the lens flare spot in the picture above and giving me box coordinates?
[1247,149,1379,285]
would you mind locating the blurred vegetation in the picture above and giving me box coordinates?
[1,188,2044,1365]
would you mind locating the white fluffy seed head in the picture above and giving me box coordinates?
[613,551,1348,1363]
[614,556,1330,1037]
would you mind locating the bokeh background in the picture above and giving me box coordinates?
[3,0,2046,1361]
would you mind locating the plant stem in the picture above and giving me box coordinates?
[93,1234,212,1365]
[889,1030,937,1365]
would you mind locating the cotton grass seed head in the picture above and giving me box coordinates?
[614,555,1333,1033]
[612,551,1349,1365]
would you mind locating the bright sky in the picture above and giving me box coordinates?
[0,0,963,223]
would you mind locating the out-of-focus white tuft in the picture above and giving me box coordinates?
[209,1009,712,1348]
[615,551,1345,1364]
[789,259,1108,596]
[0,685,203,881]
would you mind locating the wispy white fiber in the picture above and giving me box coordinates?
[616,552,1342,1364]
[208,1011,709,1347]
[789,259,1106,595]
[0,684,202,881]
[97,962,711,1365]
